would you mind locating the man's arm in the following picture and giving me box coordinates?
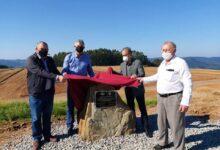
[141,73,158,83]
[87,56,95,77]
[61,54,70,74]
[130,60,145,79]
[138,62,160,83]
[180,60,192,107]
[136,60,145,77]
[26,56,57,79]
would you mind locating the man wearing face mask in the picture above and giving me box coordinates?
[138,41,192,150]
[62,39,95,135]
[120,47,152,138]
[26,41,64,150]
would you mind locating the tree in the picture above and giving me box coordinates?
[85,48,121,66]
[151,58,163,66]
[53,48,153,66]
[0,65,9,68]
[53,52,70,67]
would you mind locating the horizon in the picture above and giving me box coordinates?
[0,0,220,59]
[1,55,220,61]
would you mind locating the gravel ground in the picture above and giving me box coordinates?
[1,115,220,150]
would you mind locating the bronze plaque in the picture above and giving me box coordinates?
[95,91,117,108]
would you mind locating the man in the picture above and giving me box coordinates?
[139,41,192,150]
[120,47,152,137]
[26,41,64,150]
[62,39,95,135]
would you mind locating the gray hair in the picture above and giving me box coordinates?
[163,41,176,51]
[36,41,48,49]
[74,39,85,47]
[122,47,132,54]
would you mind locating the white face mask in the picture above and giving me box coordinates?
[122,56,129,62]
[162,52,173,61]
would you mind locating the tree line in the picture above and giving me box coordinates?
[0,65,9,68]
[53,48,162,67]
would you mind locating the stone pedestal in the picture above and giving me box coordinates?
[78,84,136,141]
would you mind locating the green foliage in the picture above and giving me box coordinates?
[85,48,122,66]
[0,102,30,121]
[0,65,9,68]
[122,98,157,107]
[53,52,70,67]
[0,98,157,122]
[0,101,68,122]
[132,50,151,65]
[53,101,67,116]
[146,99,157,107]
[151,58,163,67]
[53,48,153,67]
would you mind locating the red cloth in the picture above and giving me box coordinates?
[65,67,139,110]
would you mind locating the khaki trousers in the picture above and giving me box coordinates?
[157,93,185,150]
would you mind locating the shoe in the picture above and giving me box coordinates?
[153,144,166,150]
[32,140,41,150]
[67,127,74,135]
[141,116,153,138]
[44,136,58,142]
[67,127,78,135]
[144,126,153,138]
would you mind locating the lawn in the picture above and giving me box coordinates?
[0,98,157,122]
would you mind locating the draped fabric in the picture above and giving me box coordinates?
[65,67,139,110]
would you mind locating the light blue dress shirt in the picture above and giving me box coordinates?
[62,53,95,77]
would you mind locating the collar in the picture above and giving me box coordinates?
[36,52,42,59]
[126,58,134,66]
[74,52,84,58]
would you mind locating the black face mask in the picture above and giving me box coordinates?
[75,47,84,53]
[39,49,48,58]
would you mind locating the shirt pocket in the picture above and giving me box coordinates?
[164,70,179,82]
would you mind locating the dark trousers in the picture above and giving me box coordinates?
[66,82,81,128]
[66,82,75,128]
[29,92,54,141]
[125,87,148,117]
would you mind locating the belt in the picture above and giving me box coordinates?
[159,91,183,97]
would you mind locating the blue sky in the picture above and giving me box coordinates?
[0,0,219,59]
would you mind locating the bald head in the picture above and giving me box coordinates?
[162,41,176,54]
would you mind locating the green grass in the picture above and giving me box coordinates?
[121,98,157,107]
[146,99,157,107]
[0,102,30,121]
[0,98,157,122]
[0,101,68,122]
[53,101,67,116]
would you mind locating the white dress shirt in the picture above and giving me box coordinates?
[143,56,192,106]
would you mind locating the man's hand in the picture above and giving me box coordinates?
[130,74,137,79]
[137,77,144,83]
[179,105,189,113]
[62,72,68,79]
[58,75,65,82]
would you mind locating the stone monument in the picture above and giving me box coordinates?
[78,84,136,141]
